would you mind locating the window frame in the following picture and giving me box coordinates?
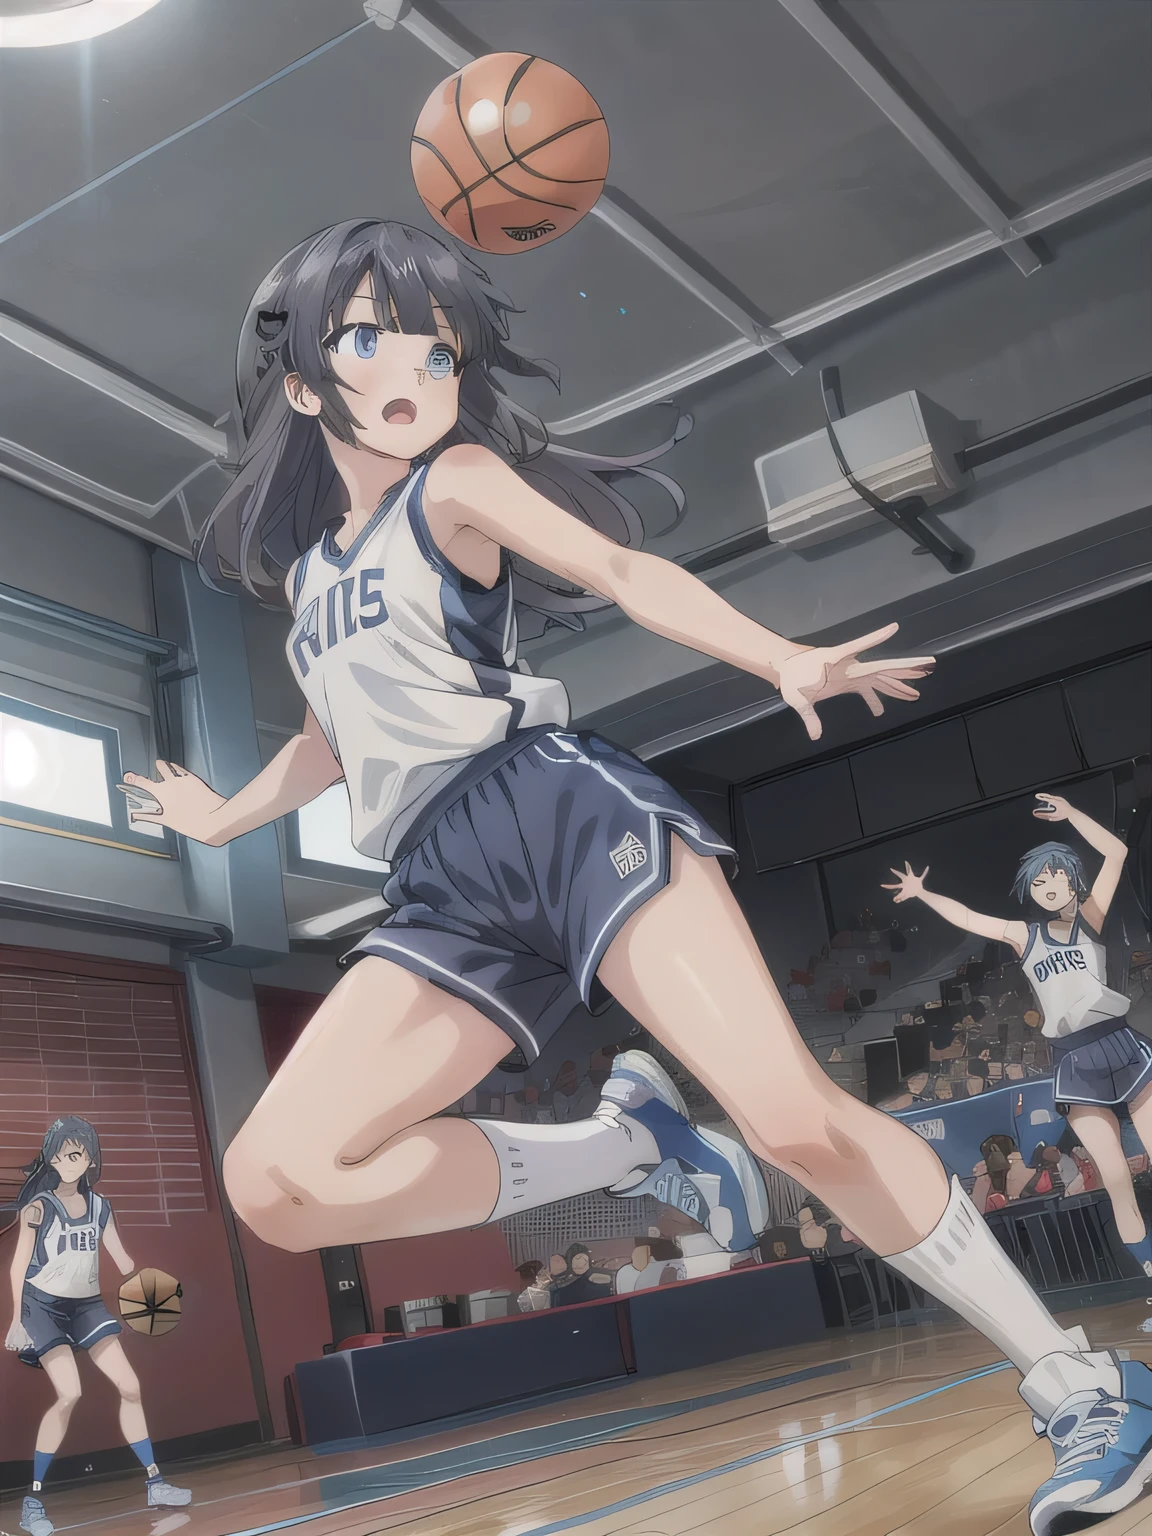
[0,691,176,858]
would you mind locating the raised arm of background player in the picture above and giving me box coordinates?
[118,443,934,844]
[881,791,1129,953]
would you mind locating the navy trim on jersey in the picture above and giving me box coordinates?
[1039,916,1086,949]
[291,549,312,609]
[26,1191,107,1283]
[438,578,512,665]
[1022,923,1041,966]
[319,468,423,574]
[406,470,518,723]
[405,467,458,583]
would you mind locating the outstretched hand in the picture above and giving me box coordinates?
[1034,792,1072,822]
[882,861,929,904]
[119,761,227,845]
[775,623,935,742]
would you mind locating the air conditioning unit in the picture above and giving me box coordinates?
[754,391,969,549]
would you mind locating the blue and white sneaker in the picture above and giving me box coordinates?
[146,1479,191,1509]
[597,1051,770,1253]
[1029,1359,1152,1535]
[20,1496,53,1536]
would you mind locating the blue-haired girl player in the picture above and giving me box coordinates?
[121,220,1152,1534]
[4,1119,190,1536]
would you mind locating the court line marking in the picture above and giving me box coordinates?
[190,1361,1015,1536]
[43,1332,984,1532]
[47,1357,853,1531]
[312,1359,854,1501]
[512,1362,1017,1536]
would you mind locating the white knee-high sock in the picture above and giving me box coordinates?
[883,1177,1120,1420]
[472,1104,660,1222]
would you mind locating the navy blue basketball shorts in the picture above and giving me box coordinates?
[1051,1018,1152,1113]
[344,729,734,1064]
[19,1283,121,1367]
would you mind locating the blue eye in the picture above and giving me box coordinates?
[332,325,379,359]
[425,344,456,380]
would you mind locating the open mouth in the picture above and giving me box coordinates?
[382,398,417,425]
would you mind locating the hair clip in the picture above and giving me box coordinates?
[255,309,289,342]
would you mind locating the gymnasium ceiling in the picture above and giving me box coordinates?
[0,0,1150,566]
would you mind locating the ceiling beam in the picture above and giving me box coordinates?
[0,310,228,457]
[548,153,1152,436]
[367,0,802,375]
[774,0,1043,276]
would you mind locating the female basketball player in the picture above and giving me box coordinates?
[4,1118,190,1536]
[121,221,1152,1533]
[885,793,1152,1272]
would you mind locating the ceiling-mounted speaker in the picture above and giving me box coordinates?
[754,390,969,550]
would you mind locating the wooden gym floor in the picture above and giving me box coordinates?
[8,1299,1152,1536]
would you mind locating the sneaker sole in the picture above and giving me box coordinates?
[1031,1446,1152,1534]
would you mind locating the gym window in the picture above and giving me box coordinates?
[286,782,387,886]
[0,694,173,857]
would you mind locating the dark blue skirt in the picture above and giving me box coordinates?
[1051,1019,1152,1110]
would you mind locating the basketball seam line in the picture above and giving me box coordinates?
[439,117,606,211]
[413,135,480,246]
[432,105,606,219]
[452,74,484,244]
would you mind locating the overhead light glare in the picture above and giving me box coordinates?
[0,0,162,47]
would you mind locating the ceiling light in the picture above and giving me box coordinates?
[0,0,162,47]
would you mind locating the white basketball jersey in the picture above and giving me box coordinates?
[1022,917,1131,1039]
[286,463,570,862]
[27,1191,109,1299]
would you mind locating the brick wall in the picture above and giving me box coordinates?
[0,949,256,1469]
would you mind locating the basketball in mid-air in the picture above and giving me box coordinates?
[411,53,609,255]
[119,1268,182,1336]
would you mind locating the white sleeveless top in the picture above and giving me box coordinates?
[286,463,570,862]
[1021,917,1131,1039]
[27,1190,109,1299]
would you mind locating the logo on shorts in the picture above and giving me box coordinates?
[609,831,648,879]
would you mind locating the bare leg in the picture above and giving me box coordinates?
[596,839,1116,1412]
[35,1348,81,1455]
[1068,1099,1149,1245]
[225,956,522,1250]
[598,837,948,1253]
[88,1337,150,1455]
[1126,1080,1152,1168]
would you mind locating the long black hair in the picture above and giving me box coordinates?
[16,1117,102,1209]
[198,219,689,629]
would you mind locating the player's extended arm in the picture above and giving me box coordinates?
[121,705,344,846]
[5,1204,39,1349]
[101,1215,135,1279]
[427,446,935,743]
[882,863,1029,954]
[1034,792,1128,930]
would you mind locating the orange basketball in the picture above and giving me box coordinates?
[118,1267,182,1336]
[411,53,609,255]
